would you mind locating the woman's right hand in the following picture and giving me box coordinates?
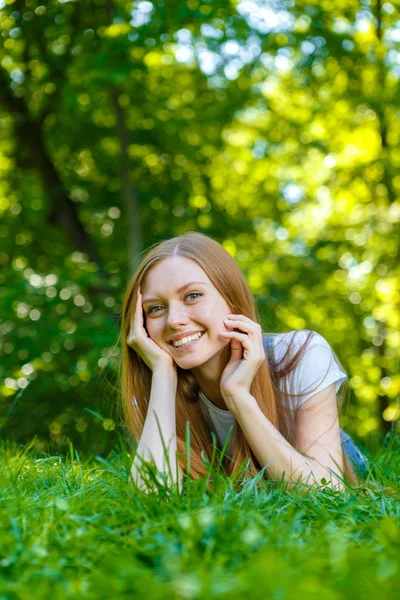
[127,288,176,373]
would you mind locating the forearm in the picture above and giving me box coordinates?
[132,367,181,490]
[233,394,344,491]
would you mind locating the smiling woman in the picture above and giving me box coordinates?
[120,232,367,494]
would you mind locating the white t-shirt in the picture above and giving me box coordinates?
[198,330,347,459]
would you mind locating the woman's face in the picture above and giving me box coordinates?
[141,257,232,369]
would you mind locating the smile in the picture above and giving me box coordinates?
[170,331,205,350]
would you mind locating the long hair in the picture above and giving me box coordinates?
[119,232,357,488]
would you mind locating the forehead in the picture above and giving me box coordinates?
[142,257,211,293]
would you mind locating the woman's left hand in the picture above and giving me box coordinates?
[219,314,266,409]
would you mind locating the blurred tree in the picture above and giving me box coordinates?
[0,0,398,454]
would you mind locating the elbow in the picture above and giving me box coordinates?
[297,459,347,493]
[284,478,346,494]
[129,462,184,496]
[283,467,346,494]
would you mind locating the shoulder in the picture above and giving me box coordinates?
[272,329,326,350]
[270,330,347,409]
[271,329,337,362]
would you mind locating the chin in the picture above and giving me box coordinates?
[179,345,225,368]
[174,353,208,370]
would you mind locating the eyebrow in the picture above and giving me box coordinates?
[143,282,209,305]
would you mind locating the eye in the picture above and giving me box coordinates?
[147,292,203,315]
[186,292,203,301]
[147,306,162,315]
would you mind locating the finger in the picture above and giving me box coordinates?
[131,288,143,332]
[220,331,251,348]
[138,288,145,313]
[224,321,262,348]
[227,314,261,328]
[224,319,254,333]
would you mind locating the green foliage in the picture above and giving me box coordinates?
[0,1,399,454]
[0,435,399,598]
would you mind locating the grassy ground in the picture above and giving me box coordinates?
[0,433,399,600]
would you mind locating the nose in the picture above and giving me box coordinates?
[166,304,190,329]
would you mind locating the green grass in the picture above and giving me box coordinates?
[0,433,399,600]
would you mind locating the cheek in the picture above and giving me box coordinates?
[196,304,222,322]
[146,321,168,345]
[199,307,225,328]
[144,318,157,338]
[202,308,226,327]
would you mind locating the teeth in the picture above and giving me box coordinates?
[172,332,202,347]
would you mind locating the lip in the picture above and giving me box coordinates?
[168,330,205,343]
[169,331,205,350]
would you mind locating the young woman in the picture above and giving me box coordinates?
[121,232,368,493]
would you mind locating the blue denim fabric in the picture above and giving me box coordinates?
[340,428,369,477]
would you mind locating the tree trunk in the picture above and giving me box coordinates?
[111,88,143,273]
[0,69,103,269]
[106,0,143,274]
